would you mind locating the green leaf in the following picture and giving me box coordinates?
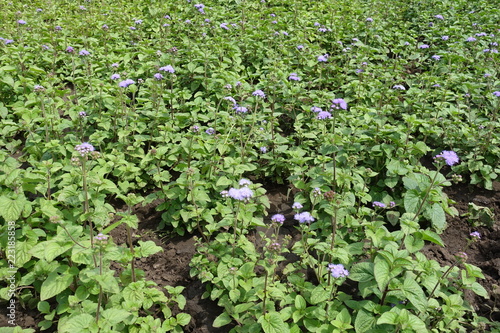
[40,268,75,301]
[403,189,421,214]
[0,195,24,221]
[418,230,444,247]
[401,274,427,312]
[136,240,163,257]
[59,313,95,332]
[374,258,390,291]
[176,313,191,326]
[425,203,446,230]
[310,286,329,304]
[258,312,290,333]
[349,262,375,282]
[101,308,132,325]
[295,295,306,310]
[354,308,377,333]
[470,282,489,298]
[213,312,232,327]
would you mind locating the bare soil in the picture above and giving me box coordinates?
[1,181,499,332]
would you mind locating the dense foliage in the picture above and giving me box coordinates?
[0,0,499,332]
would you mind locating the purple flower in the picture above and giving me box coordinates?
[66,46,74,53]
[95,233,108,241]
[317,54,329,62]
[311,106,322,113]
[75,142,95,156]
[34,85,45,92]
[317,111,332,120]
[79,5,86,10]
[432,84,441,87]
[389,201,396,208]
[55,26,62,31]
[228,187,254,201]
[260,147,267,153]
[434,150,459,166]
[111,63,119,68]
[297,45,304,50]
[373,201,386,208]
[135,19,143,25]
[220,23,229,30]
[484,73,492,78]
[111,74,120,80]
[118,79,135,88]
[191,125,200,133]
[493,91,500,97]
[470,231,481,239]
[205,127,215,135]
[466,37,477,42]
[42,45,50,50]
[366,18,373,22]
[294,212,315,223]
[233,105,248,113]
[288,73,301,81]
[239,179,252,187]
[331,98,347,110]
[442,36,449,41]
[79,111,87,117]
[79,49,90,56]
[292,202,303,210]
[159,65,175,73]
[224,96,236,104]
[419,44,430,49]
[252,89,266,98]
[271,214,285,224]
[328,264,349,278]
[434,15,444,20]
[393,84,406,90]
[129,26,136,30]
[431,55,441,60]
[17,20,27,25]
[475,32,487,37]
[36,9,42,13]
[4,39,14,45]
[102,24,109,30]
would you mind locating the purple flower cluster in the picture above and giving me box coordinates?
[95,233,108,241]
[119,79,135,88]
[252,89,266,98]
[328,263,349,278]
[154,73,164,80]
[288,73,300,81]
[233,105,248,113]
[225,179,254,201]
[271,214,285,224]
[393,84,406,90]
[75,142,95,156]
[294,211,314,224]
[493,91,500,97]
[317,54,329,62]
[292,202,303,210]
[205,127,215,135]
[434,150,459,166]
[331,98,347,110]
[373,201,386,208]
[317,111,332,120]
[79,49,90,56]
[159,65,175,73]
[470,231,481,240]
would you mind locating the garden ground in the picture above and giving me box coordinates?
[1,180,499,332]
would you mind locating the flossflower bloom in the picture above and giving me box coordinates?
[434,150,459,166]
[328,264,349,278]
[294,211,315,223]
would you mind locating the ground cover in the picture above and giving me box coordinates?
[0,0,499,332]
